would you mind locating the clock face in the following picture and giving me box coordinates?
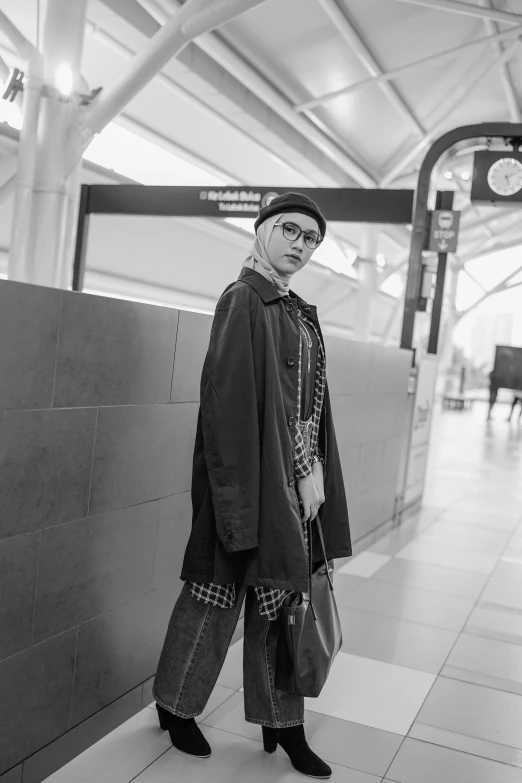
[487,157,522,196]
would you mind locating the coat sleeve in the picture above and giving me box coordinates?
[200,304,260,553]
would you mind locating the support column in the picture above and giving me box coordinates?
[26,0,88,287]
[353,227,379,342]
[439,264,459,372]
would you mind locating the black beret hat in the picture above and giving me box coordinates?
[254,192,326,237]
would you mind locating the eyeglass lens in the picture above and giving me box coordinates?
[282,222,321,249]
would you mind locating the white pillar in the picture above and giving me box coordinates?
[353,227,379,342]
[439,264,459,373]
[59,160,83,289]
[26,0,88,287]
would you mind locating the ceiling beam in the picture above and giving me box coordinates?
[379,39,521,186]
[395,0,522,26]
[129,0,377,187]
[295,24,522,113]
[455,264,522,320]
[477,0,520,123]
[315,0,426,135]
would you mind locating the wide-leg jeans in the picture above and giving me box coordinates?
[152,581,304,728]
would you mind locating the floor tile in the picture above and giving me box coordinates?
[339,579,474,631]
[386,737,522,783]
[216,638,243,690]
[409,722,522,767]
[438,510,518,532]
[371,557,489,600]
[450,501,521,521]
[465,605,522,645]
[331,573,368,603]
[480,578,522,612]
[303,652,435,735]
[337,552,391,578]
[414,676,522,751]
[445,633,522,691]
[131,726,381,782]
[41,708,171,783]
[202,692,403,778]
[416,521,511,555]
[338,606,458,673]
[492,560,522,583]
[394,539,498,575]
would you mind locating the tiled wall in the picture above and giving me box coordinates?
[0,279,412,781]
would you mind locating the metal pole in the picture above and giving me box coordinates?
[59,160,83,289]
[27,0,89,287]
[399,122,522,351]
[0,10,44,282]
[353,227,379,342]
[8,53,44,281]
[428,191,454,354]
[72,184,90,292]
[66,0,273,175]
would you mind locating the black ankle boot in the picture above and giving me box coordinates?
[156,704,211,758]
[262,724,332,779]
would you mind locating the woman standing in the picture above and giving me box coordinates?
[153,192,351,779]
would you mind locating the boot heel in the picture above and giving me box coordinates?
[156,703,169,731]
[262,726,279,753]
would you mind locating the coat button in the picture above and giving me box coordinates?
[286,357,295,366]
[288,416,295,426]
[288,477,295,487]
[286,304,293,312]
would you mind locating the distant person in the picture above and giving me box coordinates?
[152,193,351,779]
[507,392,522,422]
[487,371,499,420]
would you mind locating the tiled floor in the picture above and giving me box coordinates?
[42,401,522,782]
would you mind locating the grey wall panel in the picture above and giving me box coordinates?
[53,294,179,409]
[154,492,192,593]
[0,765,22,783]
[0,409,97,539]
[0,281,61,412]
[171,310,212,403]
[0,533,40,660]
[33,502,159,644]
[0,532,39,660]
[21,687,143,783]
[0,629,77,771]
[0,278,413,777]
[70,589,169,726]
[88,403,198,515]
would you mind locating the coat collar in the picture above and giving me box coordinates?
[237,267,318,322]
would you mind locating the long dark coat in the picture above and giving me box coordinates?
[180,267,352,593]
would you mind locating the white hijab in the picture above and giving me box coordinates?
[241,213,295,297]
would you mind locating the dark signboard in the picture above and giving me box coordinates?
[493,345,522,390]
[86,185,414,224]
[427,209,460,253]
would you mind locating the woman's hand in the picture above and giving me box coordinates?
[311,461,325,506]
[297,472,321,521]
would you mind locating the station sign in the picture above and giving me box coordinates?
[86,185,414,224]
[427,210,460,253]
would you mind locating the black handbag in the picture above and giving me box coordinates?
[275,512,343,698]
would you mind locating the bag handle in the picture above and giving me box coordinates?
[307,511,333,621]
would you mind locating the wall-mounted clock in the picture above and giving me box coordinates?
[471,151,522,204]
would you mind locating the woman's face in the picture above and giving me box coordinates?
[266,212,321,276]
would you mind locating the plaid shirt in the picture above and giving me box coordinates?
[189,305,326,620]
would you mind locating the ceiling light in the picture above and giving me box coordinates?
[461,171,470,181]
[444,171,453,180]
[55,64,73,96]
[376,253,386,267]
